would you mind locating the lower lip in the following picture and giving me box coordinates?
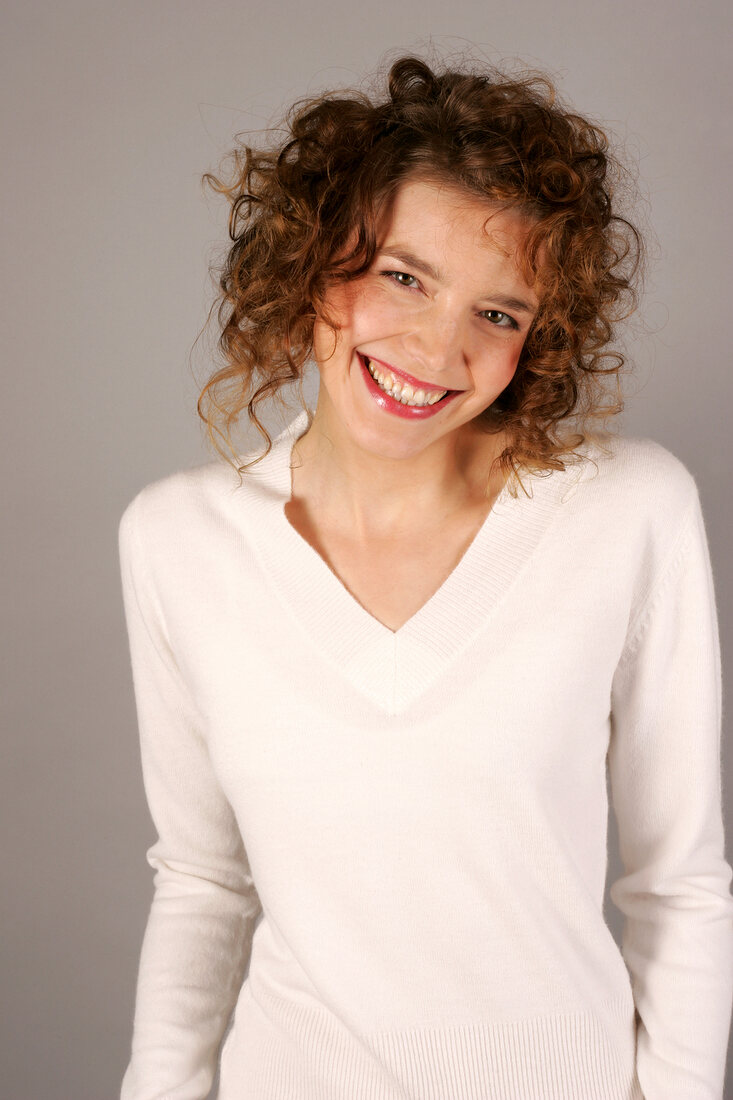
[358,354,460,420]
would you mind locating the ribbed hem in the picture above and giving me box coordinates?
[219,982,642,1100]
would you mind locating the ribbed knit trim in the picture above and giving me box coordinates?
[236,411,591,714]
[220,982,643,1100]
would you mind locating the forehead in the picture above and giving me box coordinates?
[381,177,533,257]
[377,177,538,285]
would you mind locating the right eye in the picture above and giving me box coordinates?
[381,270,420,289]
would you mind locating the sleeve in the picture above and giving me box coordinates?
[118,492,262,1100]
[608,484,733,1100]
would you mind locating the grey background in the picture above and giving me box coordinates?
[2,1,732,1097]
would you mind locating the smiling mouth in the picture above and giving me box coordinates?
[361,355,456,407]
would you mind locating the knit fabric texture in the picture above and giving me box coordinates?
[118,410,733,1100]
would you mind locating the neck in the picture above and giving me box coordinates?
[289,405,509,540]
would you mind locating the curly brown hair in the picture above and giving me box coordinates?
[198,54,643,493]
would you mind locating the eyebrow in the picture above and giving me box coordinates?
[378,246,537,316]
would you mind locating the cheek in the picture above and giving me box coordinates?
[502,347,524,387]
[506,340,526,376]
[347,278,408,335]
[312,318,341,366]
[312,285,354,363]
[314,283,401,360]
[475,338,525,395]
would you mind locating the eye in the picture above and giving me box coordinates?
[381,270,420,289]
[481,309,520,331]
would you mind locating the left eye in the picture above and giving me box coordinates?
[481,310,518,329]
[383,270,419,288]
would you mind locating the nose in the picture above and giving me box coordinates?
[402,301,470,383]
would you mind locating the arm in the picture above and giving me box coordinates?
[608,485,733,1099]
[118,492,262,1100]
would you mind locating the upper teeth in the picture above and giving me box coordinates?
[365,358,447,406]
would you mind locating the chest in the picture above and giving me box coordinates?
[183,533,619,853]
[283,500,494,632]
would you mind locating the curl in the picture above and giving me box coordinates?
[197,53,644,493]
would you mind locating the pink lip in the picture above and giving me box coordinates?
[364,354,455,395]
[357,353,462,420]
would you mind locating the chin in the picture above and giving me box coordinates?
[345,419,438,461]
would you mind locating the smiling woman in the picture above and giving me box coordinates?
[198,56,642,493]
[309,182,537,448]
[118,53,733,1100]
[283,179,544,631]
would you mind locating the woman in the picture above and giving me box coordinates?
[117,56,733,1100]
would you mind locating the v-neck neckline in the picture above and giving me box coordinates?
[235,410,587,714]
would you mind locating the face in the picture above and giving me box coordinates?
[311,176,540,462]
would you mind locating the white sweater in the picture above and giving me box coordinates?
[118,409,733,1100]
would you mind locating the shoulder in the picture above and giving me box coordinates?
[118,455,240,557]
[571,431,699,526]
[556,432,706,608]
[117,418,303,588]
